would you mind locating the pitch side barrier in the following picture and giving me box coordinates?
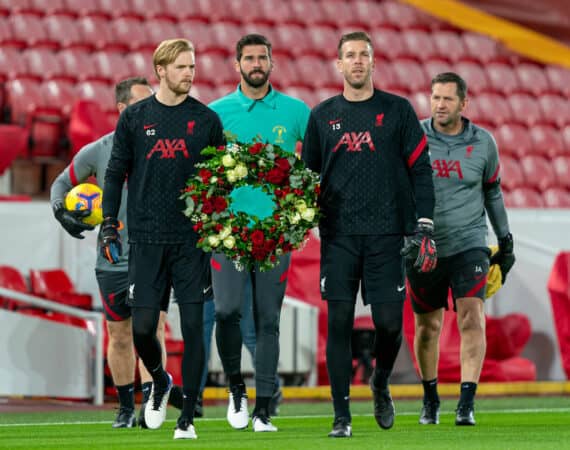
[0,287,104,405]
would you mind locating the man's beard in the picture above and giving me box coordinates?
[241,69,270,88]
[166,76,191,95]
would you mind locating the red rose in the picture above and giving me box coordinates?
[217,166,225,173]
[263,239,276,252]
[191,195,199,203]
[214,196,227,213]
[294,188,304,196]
[275,157,290,173]
[265,168,287,185]
[249,142,264,155]
[270,255,277,263]
[252,248,268,261]
[250,229,265,246]
[192,221,203,232]
[215,223,223,232]
[315,184,321,195]
[232,226,239,232]
[278,234,285,244]
[217,146,225,151]
[202,199,214,214]
[199,168,212,184]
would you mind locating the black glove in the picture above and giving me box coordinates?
[490,233,515,283]
[100,217,122,264]
[53,201,94,239]
[401,220,438,273]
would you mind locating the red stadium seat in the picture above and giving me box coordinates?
[493,123,533,158]
[92,50,135,85]
[237,0,295,27]
[204,22,244,57]
[198,54,236,87]
[95,0,142,20]
[29,269,93,310]
[62,0,105,18]
[0,265,29,310]
[42,79,77,118]
[0,47,31,81]
[530,125,567,158]
[499,155,525,191]
[269,57,300,89]
[76,80,116,114]
[564,126,570,153]
[409,91,431,120]
[0,125,30,171]
[315,87,341,104]
[8,12,58,50]
[370,28,407,61]
[460,32,504,64]
[505,187,543,208]
[453,61,490,95]
[57,48,99,83]
[288,0,326,27]
[485,62,522,95]
[0,0,35,17]
[319,0,369,30]
[387,59,429,93]
[542,188,570,208]
[514,63,553,97]
[5,79,46,125]
[379,1,434,31]
[519,155,557,192]
[175,20,212,55]
[141,19,183,47]
[401,30,443,63]
[126,50,156,84]
[545,65,570,97]
[551,156,570,189]
[129,0,177,22]
[294,55,338,89]
[22,48,65,82]
[110,17,154,52]
[161,0,211,22]
[305,25,339,59]
[423,59,455,81]
[506,93,543,127]
[283,86,319,108]
[190,84,223,106]
[471,93,512,127]
[341,1,386,30]
[538,94,570,129]
[43,14,90,51]
[431,31,466,63]
[273,23,314,59]
[77,16,126,53]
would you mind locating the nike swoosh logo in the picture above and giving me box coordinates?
[143,123,157,130]
[203,286,212,295]
[397,285,406,292]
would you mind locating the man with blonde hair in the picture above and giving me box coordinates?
[102,39,224,439]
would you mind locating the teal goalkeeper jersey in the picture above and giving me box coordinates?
[209,85,310,220]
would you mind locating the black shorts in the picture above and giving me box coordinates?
[128,242,210,309]
[97,269,170,321]
[406,248,490,314]
[320,234,405,305]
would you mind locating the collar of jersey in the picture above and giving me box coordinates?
[234,84,277,111]
[426,116,475,142]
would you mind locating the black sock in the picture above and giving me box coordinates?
[150,365,169,389]
[332,394,351,421]
[141,382,152,403]
[169,385,184,410]
[459,382,477,406]
[422,378,439,404]
[181,390,198,423]
[229,374,244,388]
[254,396,270,416]
[372,367,391,391]
[116,383,135,410]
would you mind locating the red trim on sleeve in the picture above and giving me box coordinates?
[102,296,123,321]
[487,165,500,184]
[407,134,427,168]
[211,257,221,272]
[69,161,78,186]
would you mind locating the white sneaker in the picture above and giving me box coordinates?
[252,414,278,432]
[227,384,249,429]
[144,372,172,430]
[174,420,197,439]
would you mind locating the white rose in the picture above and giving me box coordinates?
[200,213,208,221]
[208,235,220,247]
[222,154,236,167]
[226,170,237,183]
[295,200,307,212]
[235,164,248,179]
[289,212,301,224]
[210,176,218,184]
[223,236,236,249]
[219,226,232,239]
[301,208,315,222]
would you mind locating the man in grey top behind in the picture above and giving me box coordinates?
[405,72,515,427]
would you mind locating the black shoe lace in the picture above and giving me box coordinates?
[152,385,168,411]
[230,384,246,412]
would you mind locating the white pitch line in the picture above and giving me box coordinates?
[1,408,569,428]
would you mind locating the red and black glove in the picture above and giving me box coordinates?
[401,220,438,273]
[490,233,515,283]
[99,217,122,264]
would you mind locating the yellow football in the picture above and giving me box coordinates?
[65,183,103,226]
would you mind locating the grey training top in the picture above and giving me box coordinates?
[422,117,510,257]
[50,132,129,272]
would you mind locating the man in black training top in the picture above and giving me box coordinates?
[102,38,224,440]
[302,31,437,438]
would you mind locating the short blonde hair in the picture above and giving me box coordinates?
[153,38,195,80]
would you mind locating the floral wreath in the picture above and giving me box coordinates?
[181,133,320,272]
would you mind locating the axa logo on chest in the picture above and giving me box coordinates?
[432,159,463,179]
[146,139,190,159]
[332,131,376,152]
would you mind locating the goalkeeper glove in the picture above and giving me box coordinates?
[53,201,94,239]
[490,232,515,283]
[100,217,122,264]
[401,219,438,273]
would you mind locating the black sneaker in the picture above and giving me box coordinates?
[419,401,440,425]
[455,403,476,426]
[268,389,283,417]
[138,402,148,429]
[328,417,352,438]
[194,393,204,418]
[370,383,395,430]
[113,407,136,428]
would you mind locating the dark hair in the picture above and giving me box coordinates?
[115,77,150,104]
[235,34,272,61]
[337,31,373,58]
[431,72,468,100]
